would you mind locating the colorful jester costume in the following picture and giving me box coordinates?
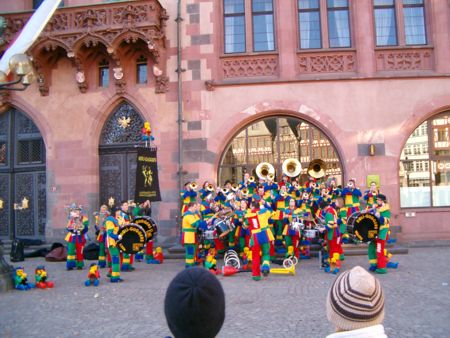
[14,267,35,290]
[94,208,109,268]
[105,213,122,283]
[35,266,54,289]
[85,263,100,286]
[245,205,274,281]
[118,210,134,271]
[65,207,88,270]
[182,207,207,267]
[282,204,301,259]
[323,204,342,274]
[368,195,391,274]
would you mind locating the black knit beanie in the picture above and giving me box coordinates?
[164,267,225,338]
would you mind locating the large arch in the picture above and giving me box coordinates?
[213,101,346,184]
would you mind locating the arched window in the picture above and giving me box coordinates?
[399,111,450,207]
[218,116,342,185]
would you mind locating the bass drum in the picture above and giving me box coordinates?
[118,223,147,254]
[132,216,158,242]
[347,212,380,242]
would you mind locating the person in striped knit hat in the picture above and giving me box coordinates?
[326,266,387,337]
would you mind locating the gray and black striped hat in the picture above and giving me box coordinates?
[326,266,385,331]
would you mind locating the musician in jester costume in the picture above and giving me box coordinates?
[65,203,89,270]
[181,182,198,215]
[340,178,362,243]
[297,191,315,259]
[94,205,109,268]
[132,199,159,264]
[119,200,134,271]
[282,198,301,259]
[244,201,274,281]
[368,194,391,274]
[364,181,379,210]
[234,199,250,255]
[271,186,288,247]
[182,202,208,268]
[321,200,342,274]
[105,207,123,283]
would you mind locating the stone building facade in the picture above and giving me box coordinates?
[0,0,449,245]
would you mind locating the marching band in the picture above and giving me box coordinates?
[180,158,398,278]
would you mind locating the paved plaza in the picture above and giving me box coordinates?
[1,246,450,338]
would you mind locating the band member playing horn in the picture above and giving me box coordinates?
[182,202,208,268]
[105,207,123,283]
[65,203,89,270]
[93,205,110,268]
[181,182,198,215]
[244,201,274,281]
[234,199,250,255]
[368,194,391,274]
[364,181,380,210]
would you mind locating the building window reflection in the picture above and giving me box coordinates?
[399,111,450,207]
[218,116,342,185]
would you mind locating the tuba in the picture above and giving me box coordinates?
[256,162,275,181]
[282,158,302,178]
[307,159,326,179]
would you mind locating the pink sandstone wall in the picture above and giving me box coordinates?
[1,0,450,243]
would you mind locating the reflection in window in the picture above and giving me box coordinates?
[136,56,148,84]
[403,0,426,45]
[224,0,246,53]
[298,0,322,49]
[374,0,397,46]
[0,142,6,166]
[99,59,110,88]
[400,112,450,207]
[327,0,351,48]
[252,0,275,52]
[218,116,342,185]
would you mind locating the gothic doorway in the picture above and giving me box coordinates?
[0,108,46,240]
[99,101,144,206]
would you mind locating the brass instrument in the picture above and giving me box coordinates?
[189,182,198,190]
[221,187,230,195]
[241,187,249,198]
[282,158,302,178]
[256,162,275,181]
[307,159,326,179]
[248,176,255,183]
[231,183,239,192]
[206,183,214,192]
[280,190,287,197]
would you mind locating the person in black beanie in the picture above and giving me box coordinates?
[164,267,225,338]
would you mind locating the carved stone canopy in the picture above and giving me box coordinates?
[1,0,169,95]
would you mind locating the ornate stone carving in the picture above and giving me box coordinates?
[155,75,169,93]
[71,56,88,93]
[376,48,433,71]
[32,60,49,97]
[221,55,278,79]
[1,1,168,94]
[298,52,356,73]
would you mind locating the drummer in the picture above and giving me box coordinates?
[132,200,159,264]
[119,200,135,271]
[105,207,123,283]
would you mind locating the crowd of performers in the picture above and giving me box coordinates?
[181,173,398,281]
[64,200,163,283]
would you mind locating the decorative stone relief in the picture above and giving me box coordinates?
[205,80,215,91]
[155,75,169,93]
[298,52,356,73]
[221,55,278,79]
[376,49,432,71]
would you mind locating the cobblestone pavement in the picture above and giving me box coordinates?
[1,247,450,338]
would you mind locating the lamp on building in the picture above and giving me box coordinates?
[368,144,376,156]
[0,54,35,91]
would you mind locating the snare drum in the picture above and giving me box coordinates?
[118,223,147,254]
[215,219,232,238]
[347,212,380,242]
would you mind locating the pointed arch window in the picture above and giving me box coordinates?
[136,55,148,84]
[99,59,110,88]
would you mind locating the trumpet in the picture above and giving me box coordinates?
[231,183,239,192]
[189,182,198,191]
[241,187,249,198]
[248,176,256,183]
[206,183,215,192]
[267,173,275,182]
[221,187,230,195]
